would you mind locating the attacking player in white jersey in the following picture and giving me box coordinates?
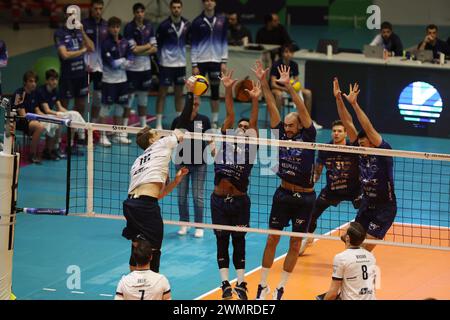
[322,222,377,300]
[122,78,199,273]
[115,239,171,300]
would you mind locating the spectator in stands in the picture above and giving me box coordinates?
[54,5,93,131]
[256,13,291,46]
[270,44,322,130]
[82,0,108,124]
[11,0,58,30]
[14,71,47,164]
[369,21,403,57]
[115,238,171,300]
[99,16,134,146]
[155,0,190,130]
[417,24,450,59]
[0,40,7,96]
[36,69,87,157]
[124,3,157,130]
[171,80,215,238]
[227,12,252,46]
[191,0,228,129]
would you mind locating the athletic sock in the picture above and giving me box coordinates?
[219,268,229,283]
[260,267,270,287]
[277,270,291,289]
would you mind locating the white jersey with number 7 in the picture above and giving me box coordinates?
[115,270,171,300]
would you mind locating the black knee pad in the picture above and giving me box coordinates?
[231,233,246,270]
[210,83,220,100]
[216,234,230,269]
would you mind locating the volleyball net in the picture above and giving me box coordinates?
[57,119,450,251]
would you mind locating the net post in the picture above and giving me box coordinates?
[86,123,94,216]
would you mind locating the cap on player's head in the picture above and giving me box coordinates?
[136,126,154,150]
[346,222,366,246]
[132,238,153,267]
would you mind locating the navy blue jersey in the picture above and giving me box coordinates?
[124,19,157,72]
[214,131,256,193]
[36,85,60,111]
[54,27,86,78]
[13,88,39,114]
[359,140,396,204]
[171,114,212,165]
[101,34,133,84]
[156,17,190,68]
[270,59,299,79]
[0,40,7,85]
[81,17,108,72]
[191,12,228,65]
[274,121,316,188]
[317,140,360,194]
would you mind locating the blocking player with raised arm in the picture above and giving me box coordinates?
[81,0,108,123]
[191,0,228,129]
[298,79,362,256]
[322,222,377,300]
[212,69,261,300]
[334,78,397,252]
[115,239,171,300]
[155,0,190,130]
[124,3,158,129]
[254,62,316,300]
[122,78,202,273]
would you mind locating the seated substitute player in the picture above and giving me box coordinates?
[299,112,361,254]
[321,222,377,300]
[14,71,51,164]
[122,78,201,273]
[115,238,171,300]
[124,3,158,129]
[99,17,134,146]
[253,62,316,300]
[212,70,261,300]
[36,69,87,157]
[335,78,397,252]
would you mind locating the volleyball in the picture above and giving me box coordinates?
[290,79,302,92]
[193,75,209,96]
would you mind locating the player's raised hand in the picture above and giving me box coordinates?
[14,91,26,106]
[276,64,291,87]
[251,60,269,82]
[185,76,196,93]
[219,69,238,89]
[343,83,360,105]
[175,167,189,181]
[333,77,343,100]
[245,80,262,100]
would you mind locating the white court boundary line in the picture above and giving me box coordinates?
[193,222,351,300]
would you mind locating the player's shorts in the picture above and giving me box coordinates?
[59,74,89,99]
[16,117,30,136]
[101,82,129,105]
[197,62,221,86]
[211,193,250,236]
[122,196,163,249]
[127,70,152,92]
[159,66,186,87]
[269,187,316,233]
[355,199,397,239]
[318,187,362,209]
[89,71,103,91]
